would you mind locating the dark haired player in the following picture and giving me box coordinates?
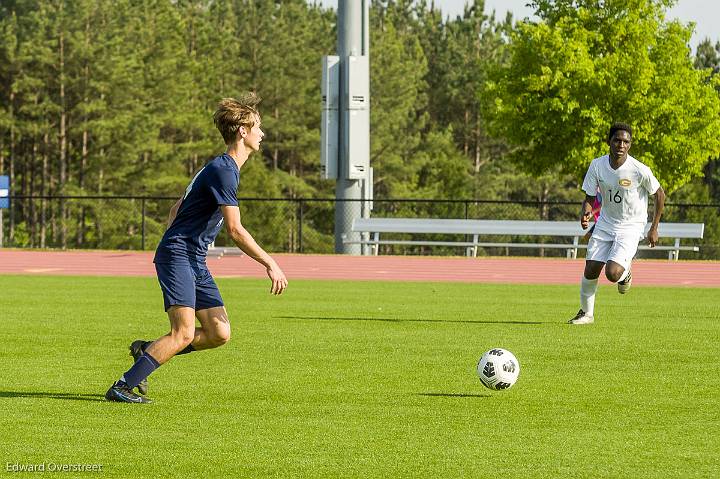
[568,122,665,325]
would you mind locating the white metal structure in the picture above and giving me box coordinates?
[348,218,704,260]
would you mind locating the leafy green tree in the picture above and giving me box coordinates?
[487,0,720,193]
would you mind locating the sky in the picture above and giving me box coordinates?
[453,0,717,50]
[317,0,719,51]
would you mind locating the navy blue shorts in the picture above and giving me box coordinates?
[154,262,224,312]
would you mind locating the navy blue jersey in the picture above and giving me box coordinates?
[154,153,239,264]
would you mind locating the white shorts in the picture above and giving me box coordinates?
[586,228,643,270]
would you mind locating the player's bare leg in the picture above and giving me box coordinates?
[145,306,197,364]
[584,260,604,280]
[604,260,625,283]
[142,305,230,352]
[193,306,231,350]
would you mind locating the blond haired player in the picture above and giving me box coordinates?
[106,94,288,402]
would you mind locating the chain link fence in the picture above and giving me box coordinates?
[2,195,718,259]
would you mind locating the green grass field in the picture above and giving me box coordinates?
[0,275,718,478]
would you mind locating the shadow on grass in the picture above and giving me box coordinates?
[277,316,543,325]
[417,392,491,398]
[0,391,106,402]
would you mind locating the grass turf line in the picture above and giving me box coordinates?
[0,275,718,478]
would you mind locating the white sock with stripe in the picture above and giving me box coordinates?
[580,277,598,316]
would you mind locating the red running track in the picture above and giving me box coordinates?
[0,249,718,287]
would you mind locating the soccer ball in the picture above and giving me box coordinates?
[477,348,520,390]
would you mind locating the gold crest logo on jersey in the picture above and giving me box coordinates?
[618,179,632,187]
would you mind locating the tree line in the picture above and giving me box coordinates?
[1,0,719,254]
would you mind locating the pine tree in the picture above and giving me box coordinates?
[369,6,428,200]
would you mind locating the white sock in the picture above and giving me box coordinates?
[618,267,630,282]
[580,277,599,316]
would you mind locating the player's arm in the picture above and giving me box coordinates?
[167,197,183,228]
[220,205,288,295]
[580,194,596,230]
[647,186,666,247]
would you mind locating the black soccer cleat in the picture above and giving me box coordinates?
[105,382,152,404]
[129,340,150,396]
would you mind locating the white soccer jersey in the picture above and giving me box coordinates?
[582,154,661,234]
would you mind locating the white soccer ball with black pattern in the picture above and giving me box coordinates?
[477,348,520,390]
